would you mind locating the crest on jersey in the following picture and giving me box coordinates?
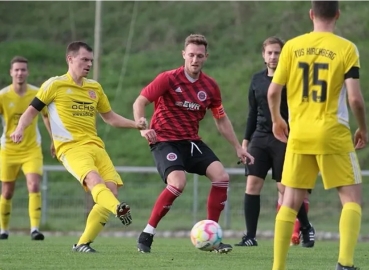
[197,91,207,101]
[88,90,96,99]
[166,153,177,161]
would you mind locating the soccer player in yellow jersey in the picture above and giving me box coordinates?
[267,2,367,270]
[0,56,51,241]
[10,41,148,252]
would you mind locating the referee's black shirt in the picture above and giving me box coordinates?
[244,69,289,141]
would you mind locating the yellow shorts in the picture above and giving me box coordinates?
[59,144,123,191]
[282,151,362,190]
[0,148,43,182]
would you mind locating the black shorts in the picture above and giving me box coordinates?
[245,132,286,181]
[150,140,220,183]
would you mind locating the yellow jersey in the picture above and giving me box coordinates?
[36,73,111,157]
[0,84,47,154]
[273,32,360,154]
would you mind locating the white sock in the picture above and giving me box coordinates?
[143,224,156,235]
[0,229,9,235]
[31,227,39,233]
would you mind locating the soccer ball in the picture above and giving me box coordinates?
[190,220,222,251]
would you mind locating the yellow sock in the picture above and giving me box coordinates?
[91,184,120,214]
[29,193,42,230]
[272,206,297,270]
[338,202,361,267]
[0,195,12,232]
[77,204,110,245]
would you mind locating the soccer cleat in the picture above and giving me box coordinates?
[235,235,258,247]
[290,232,300,246]
[336,263,360,270]
[301,223,315,248]
[31,230,45,241]
[0,233,8,240]
[137,231,154,253]
[72,243,97,253]
[213,242,233,253]
[116,202,132,226]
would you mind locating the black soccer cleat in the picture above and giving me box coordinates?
[31,230,45,241]
[116,202,132,226]
[336,263,360,270]
[235,235,258,247]
[213,242,233,254]
[72,243,97,253]
[137,231,154,253]
[0,233,8,240]
[301,223,315,248]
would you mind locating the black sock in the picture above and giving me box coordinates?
[296,202,310,229]
[244,193,260,239]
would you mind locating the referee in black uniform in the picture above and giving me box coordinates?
[235,36,315,248]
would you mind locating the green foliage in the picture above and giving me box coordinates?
[1,1,369,169]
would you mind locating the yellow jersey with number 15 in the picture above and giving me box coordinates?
[0,84,47,154]
[36,73,112,158]
[273,32,360,155]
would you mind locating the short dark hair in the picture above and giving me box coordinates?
[312,1,339,20]
[66,41,93,56]
[184,34,208,52]
[262,36,285,52]
[10,56,28,68]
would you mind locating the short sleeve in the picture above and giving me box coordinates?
[96,85,112,113]
[208,82,222,109]
[36,78,57,105]
[272,41,291,86]
[345,42,360,72]
[141,72,170,102]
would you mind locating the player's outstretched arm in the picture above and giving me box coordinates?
[10,105,39,143]
[213,115,254,164]
[100,110,147,130]
[133,95,150,122]
[133,95,157,143]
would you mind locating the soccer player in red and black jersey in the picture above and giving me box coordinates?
[133,34,254,254]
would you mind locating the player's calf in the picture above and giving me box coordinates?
[116,202,132,226]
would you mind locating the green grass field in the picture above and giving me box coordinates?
[0,236,367,270]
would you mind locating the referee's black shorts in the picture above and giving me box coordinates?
[245,132,286,182]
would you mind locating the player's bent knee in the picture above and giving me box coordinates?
[1,182,15,199]
[84,171,105,190]
[25,174,41,192]
[246,175,264,194]
[337,184,362,205]
[105,182,118,197]
[166,169,186,191]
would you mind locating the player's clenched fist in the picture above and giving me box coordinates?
[136,117,148,130]
[10,128,24,143]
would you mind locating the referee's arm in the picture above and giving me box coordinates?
[243,82,257,148]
